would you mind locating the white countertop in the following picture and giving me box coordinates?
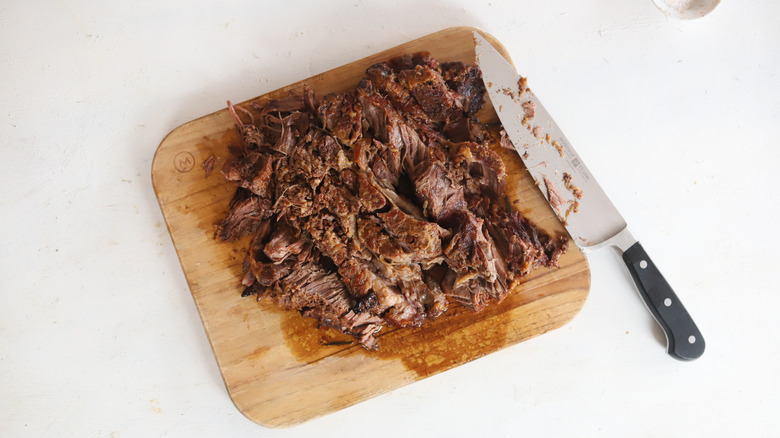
[3,1,779,436]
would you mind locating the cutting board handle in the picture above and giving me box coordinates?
[622,242,705,360]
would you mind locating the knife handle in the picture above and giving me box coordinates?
[622,242,705,360]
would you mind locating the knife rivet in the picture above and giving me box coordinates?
[639,260,648,269]
[688,335,696,344]
[664,298,672,307]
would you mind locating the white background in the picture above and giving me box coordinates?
[2,0,778,436]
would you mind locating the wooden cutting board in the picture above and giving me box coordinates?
[152,26,590,428]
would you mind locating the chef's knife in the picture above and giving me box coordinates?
[474,31,704,360]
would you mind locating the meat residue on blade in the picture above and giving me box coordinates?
[522,100,536,118]
[543,173,583,224]
[215,53,568,351]
[544,176,566,211]
[562,172,582,220]
[517,76,528,97]
[563,172,583,200]
[552,140,565,158]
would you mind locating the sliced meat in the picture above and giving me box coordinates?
[218,53,569,351]
[451,141,507,200]
[371,258,448,319]
[444,211,507,285]
[274,183,314,221]
[412,159,467,224]
[399,64,462,122]
[288,131,344,188]
[441,270,506,312]
[358,172,387,212]
[357,214,410,265]
[263,222,307,263]
[215,189,270,242]
[356,82,429,178]
[376,205,450,268]
[441,61,486,115]
[485,208,569,278]
[271,262,385,348]
[443,113,484,143]
[366,62,431,123]
[318,92,363,146]
[339,258,422,327]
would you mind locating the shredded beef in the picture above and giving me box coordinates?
[217,52,568,350]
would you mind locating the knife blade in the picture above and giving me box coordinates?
[474,31,704,360]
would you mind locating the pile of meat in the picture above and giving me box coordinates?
[216,52,568,350]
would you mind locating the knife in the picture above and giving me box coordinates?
[474,31,705,360]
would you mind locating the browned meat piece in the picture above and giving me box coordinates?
[223,151,274,198]
[355,86,405,179]
[369,177,427,220]
[356,80,393,144]
[321,310,383,351]
[421,274,448,318]
[274,183,314,220]
[244,219,316,289]
[302,212,355,266]
[314,176,360,220]
[444,211,507,286]
[399,64,462,122]
[441,270,506,312]
[451,141,507,200]
[412,159,467,224]
[215,189,270,242]
[217,53,568,350]
[357,215,410,265]
[389,54,414,73]
[411,52,436,69]
[485,208,569,277]
[443,113,484,143]
[265,113,307,155]
[288,132,344,188]
[318,92,363,146]
[241,220,273,286]
[241,282,267,298]
[377,206,450,268]
[440,61,486,115]
[272,263,351,313]
[357,173,387,212]
[366,63,431,123]
[397,122,429,174]
[339,168,359,193]
[355,81,436,177]
[270,262,385,349]
[371,259,448,319]
[263,223,307,263]
[339,258,421,327]
[251,258,297,287]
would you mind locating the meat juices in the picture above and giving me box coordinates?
[216,53,568,350]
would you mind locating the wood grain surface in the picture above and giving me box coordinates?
[151,27,590,428]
